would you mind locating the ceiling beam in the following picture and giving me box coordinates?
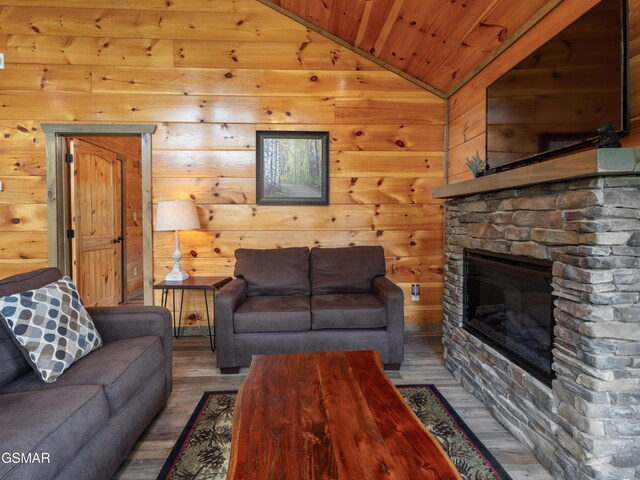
[257,0,447,99]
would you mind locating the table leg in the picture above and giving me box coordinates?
[177,289,185,337]
[203,290,214,351]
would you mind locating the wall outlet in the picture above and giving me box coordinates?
[411,283,420,301]
[0,53,4,69]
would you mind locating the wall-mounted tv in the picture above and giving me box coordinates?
[485,0,629,172]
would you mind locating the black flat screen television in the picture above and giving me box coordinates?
[485,0,629,172]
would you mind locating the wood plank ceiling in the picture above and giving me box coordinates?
[264,0,556,96]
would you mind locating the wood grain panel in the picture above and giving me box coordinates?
[0,64,91,92]
[174,40,380,70]
[257,124,444,151]
[448,100,486,151]
[0,232,48,259]
[0,92,335,124]
[153,123,256,150]
[191,204,442,231]
[0,259,49,279]
[0,149,45,176]
[0,177,46,203]
[330,177,443,205]
[0,204,48,232]
[152,176,443,205]
[0,7,315,42]
[0,1,271,13]
[0,122,44,148]
[93,66,428,98]
[152,151,255,178]
[332,151,443,178]
[335,97,444,125]
[154,229,443,259]
[376,0,444,71]
[0,35,173,67]
[153,177,254,204]
[404,0,500,82]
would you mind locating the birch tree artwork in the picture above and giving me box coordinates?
[257,131,329,205]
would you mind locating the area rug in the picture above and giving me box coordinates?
[157,385,512,480]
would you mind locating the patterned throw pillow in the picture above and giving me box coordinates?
[0,276,102,383]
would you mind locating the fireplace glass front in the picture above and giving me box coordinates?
[463,249,555,385]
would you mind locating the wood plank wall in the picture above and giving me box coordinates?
[0,1,445,328]
[448,0,640,184]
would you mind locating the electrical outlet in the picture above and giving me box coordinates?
[411,283,420,301]
[0,53,4,70]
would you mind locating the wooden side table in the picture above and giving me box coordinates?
[153,276,231,351]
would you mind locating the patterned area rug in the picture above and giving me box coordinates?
[158,385,512,480]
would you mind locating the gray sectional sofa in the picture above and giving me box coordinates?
[0,268,172,480]
[215,246,404,373]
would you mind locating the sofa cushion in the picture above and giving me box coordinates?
[310,246,386,295]
[234,247,311,297]
[0,384,109,480]
[311,294,387,329]
[0,276,103,383]
[0,268,62,388]
[0,336,163,416]
[234,296,311,333]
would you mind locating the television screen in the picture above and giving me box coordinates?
[486,0,629,171]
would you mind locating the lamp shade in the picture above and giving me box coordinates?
[155,199,201,231]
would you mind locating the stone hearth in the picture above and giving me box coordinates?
[443,176,640,480]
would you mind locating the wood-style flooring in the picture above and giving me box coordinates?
[113,333,553,479]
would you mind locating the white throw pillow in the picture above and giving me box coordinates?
[0,276,102,383]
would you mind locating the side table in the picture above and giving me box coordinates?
[153,276,232,351]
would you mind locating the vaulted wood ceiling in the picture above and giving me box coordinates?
[263,0,557,96]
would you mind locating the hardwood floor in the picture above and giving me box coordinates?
[113,333,553,479]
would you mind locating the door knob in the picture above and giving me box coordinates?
[113,236,124,244]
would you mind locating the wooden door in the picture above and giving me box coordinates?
[69,139,123,307]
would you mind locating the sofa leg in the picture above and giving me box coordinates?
[220,367,240,374]
[384,363,401,371]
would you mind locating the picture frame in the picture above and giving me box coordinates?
[256,130,329,205]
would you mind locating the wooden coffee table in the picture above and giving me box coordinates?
[227,350,461,479]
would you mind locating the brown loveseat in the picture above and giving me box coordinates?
[215,246,404,373]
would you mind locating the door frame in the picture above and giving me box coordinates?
[42,124,156,305]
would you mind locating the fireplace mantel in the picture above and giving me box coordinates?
[433,148,640,199]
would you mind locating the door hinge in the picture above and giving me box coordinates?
[67,229,75,238]
[65,153,74,163]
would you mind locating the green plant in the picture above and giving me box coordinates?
[465,150,486,177]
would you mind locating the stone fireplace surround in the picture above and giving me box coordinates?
[442,176,640,480]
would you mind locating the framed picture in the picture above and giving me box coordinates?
[256,131,329,205]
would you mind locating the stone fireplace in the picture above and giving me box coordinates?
[441,173,640,479]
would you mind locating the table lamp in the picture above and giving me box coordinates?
[155,199,201,281]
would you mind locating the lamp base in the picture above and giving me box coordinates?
[165,268,189,282]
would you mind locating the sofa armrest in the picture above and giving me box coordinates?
[87,305,173,399]
[214,279,247,369]
[372,277,404,364]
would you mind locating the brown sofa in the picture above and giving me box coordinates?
[215,246,404,373]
